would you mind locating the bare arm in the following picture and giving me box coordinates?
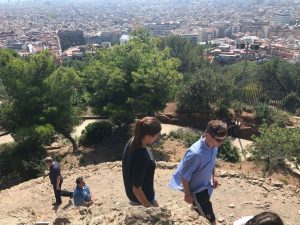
[181,177,193,204]
[212,167,219,188]
[132,186,153,207]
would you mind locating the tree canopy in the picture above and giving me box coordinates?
[83,30,182,124]
[0,50,83,150]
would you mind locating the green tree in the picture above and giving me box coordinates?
[158,35,207,76]
[251,124,300,176]
[0,50,83,151]
[44,67,83,151]
[177,68,231,113]
[83,30,182,124]
[258,59,297,100]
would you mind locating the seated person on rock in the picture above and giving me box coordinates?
[234,211,284,225]
[73,177,94,207]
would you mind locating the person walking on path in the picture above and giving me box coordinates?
[44,157,73,205]
[122,117,162,208]
[73,177,94,207]
[169,120,227,225]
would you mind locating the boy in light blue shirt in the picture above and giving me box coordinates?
[169,120,227,225]
[73,177,94,207]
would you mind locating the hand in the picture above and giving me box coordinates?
[43,170,49,177]
[213,178,219,188]
[184,193,193,204]
[89,200,94,206]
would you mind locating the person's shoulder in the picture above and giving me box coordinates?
[132,147,147,156]
[53,161,60,169]
[132,148,150,162]
[189,139,203,154]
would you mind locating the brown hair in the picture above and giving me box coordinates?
[206,120,227,138]
[245,212,284,225]
[129,117,161,151]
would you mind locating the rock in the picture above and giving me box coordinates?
[271,181,284,188]
[219,170,228,177]
[218,217,225,222]
[262,185,271,192]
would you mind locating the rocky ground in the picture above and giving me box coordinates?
[0,161,299,225]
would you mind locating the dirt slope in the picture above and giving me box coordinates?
[0,162,299,225]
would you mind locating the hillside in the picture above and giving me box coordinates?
[0,161,299,225]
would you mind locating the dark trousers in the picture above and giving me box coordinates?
[52,182,73,204]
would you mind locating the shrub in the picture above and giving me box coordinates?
[217,103,231,120]
[218,139,240,163]
[231,102,254,114]
[295,108,300,117]
[255,103,272,124]
[251,124,300,176]
[168,129,201,147]
[79,121,113,146]
[282,92,300,113]
[271,109,289,127]
[0,142,46,182]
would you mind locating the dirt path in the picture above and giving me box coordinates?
[0,162,299,225]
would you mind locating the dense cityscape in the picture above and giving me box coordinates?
[1,0,300,63]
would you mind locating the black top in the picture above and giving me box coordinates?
[49,161,63,185]
[122,139,156,203]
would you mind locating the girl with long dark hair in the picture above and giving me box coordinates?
[122,117,161,207]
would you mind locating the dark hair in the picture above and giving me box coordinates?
[206,120,227,138]
[76,176,83,185]
[246,212,284,225]
[129,117,161,151]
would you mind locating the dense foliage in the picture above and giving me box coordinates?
[251,124,300,176]
[218,139,240,163]
[83,29,182,125]
[0,51,83,151]
[177,68,231,114]
[79,121,113,146]
[168,129,201,147]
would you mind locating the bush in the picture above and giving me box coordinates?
[255,103,273,124]
[218,139,240,163]
[216,103,231,120]
[0,142,47,183]
[168,129,201,147]
[271,109,289,127]
[79,121,113,146]
[251,124,300,176]
[282,92,300,113]
[231,102,255,114]
[295,108,300,117]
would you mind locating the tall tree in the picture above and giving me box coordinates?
[158,35,207,77]
[177,68,231,114]
[0,50,83,151]
[83,30,182,124]
[44,67,83,151]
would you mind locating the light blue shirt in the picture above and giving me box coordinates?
[169,138,218,196]
[73,185,91,206]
